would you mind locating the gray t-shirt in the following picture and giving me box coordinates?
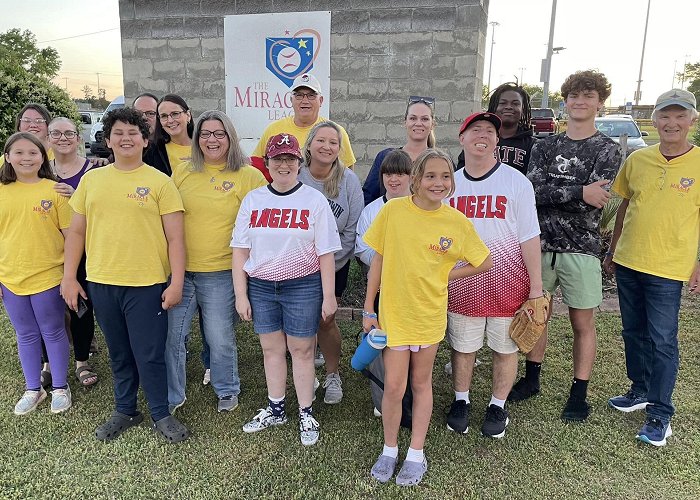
[298,165,364,270]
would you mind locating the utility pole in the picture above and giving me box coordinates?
[672,60,677,88]
[518,67,526,85]
[486,21,499,96]
[541,0,557,108]
[96,72,101,97]
[63,77,68,90]
[681,54,691,88]
[634,0,651,105]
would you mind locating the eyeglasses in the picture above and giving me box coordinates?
[293,92,318,101]
[141,111,157,118]
[200,129,227,139]
[20,117,47,124]
[408,95,436,107]
[49,130,78,140]
[656,166,667,191]
[269,156,299,165]
[159,110,185,121]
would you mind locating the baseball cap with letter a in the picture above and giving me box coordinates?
[265,133,303,159]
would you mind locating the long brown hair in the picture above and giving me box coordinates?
[1,132,57,184]
[303,121,346,199]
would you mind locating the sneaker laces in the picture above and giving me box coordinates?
[487,405,507,422]
[299,412,319,432]
[323,374,342,390]
[252,407,273,422]
[447,400,468,418]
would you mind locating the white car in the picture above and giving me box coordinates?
[90,96,125,157]
[594,116,649,152]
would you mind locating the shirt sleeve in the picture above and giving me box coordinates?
[355,204,377,267]
[313,194,342,256]
[362,149,387,206]
[157,178,185,215]
[339,125,356,168]
[69,177,88,215]
[514,180,541,243]
[611,159,632,199]
[363,202,389,255]
[231,194,252,249]
[458,216,490,267]
[55,192,73,229]
[336,172,365,266]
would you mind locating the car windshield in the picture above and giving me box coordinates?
[532,109,554,118]
[595,120,641,138]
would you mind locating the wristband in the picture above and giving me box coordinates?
[362,311,377,319]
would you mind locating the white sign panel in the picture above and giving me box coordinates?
[224,12,331,153]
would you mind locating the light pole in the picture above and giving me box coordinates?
[486,21,499,96]
[541,0,558,108]
[634,0,651,105]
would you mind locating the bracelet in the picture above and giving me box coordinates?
[605,251,614,257]
[362,311,377,319]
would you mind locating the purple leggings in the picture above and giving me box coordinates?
[1,284,69,389]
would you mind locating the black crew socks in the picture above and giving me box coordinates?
[524,360,542,385]
[570,378,589,401]
[300,405,313,417]
[269,397,286,416]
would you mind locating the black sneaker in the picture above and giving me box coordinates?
[446,399,470,434]
[507,377,540,402]
[481,404,509,438]
[561,397,590,422]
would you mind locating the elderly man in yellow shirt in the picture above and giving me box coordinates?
[604,88,700,447]
[249,73,355,181]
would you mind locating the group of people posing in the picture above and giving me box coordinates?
[1,68,698,488]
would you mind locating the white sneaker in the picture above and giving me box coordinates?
[312,377,320,402]
[14,388,47,415]
[314,348,325,368]
[299,411,320,446]
[202,368,210,385]
[242,406,287,433]
[323,373,343,404]
[373,407,382,417]
[51,387,72,414]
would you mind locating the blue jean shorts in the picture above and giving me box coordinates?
[248,272,323,338]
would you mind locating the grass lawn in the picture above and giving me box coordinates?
[1,304,699,498]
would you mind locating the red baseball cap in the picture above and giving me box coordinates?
[265,133,302,159]
[459,112,502,135]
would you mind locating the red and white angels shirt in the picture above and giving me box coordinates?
[231,183,341,281]
[445,163,540,317]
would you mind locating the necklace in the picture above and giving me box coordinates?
[52,158,82,178]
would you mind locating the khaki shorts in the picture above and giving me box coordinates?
[541,252,602,309]
[446,312,517,354]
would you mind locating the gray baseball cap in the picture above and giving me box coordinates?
[654,88,697,113]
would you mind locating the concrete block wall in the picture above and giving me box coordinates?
[119,0,489,179]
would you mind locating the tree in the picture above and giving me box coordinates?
[0,29,78,150]
[0,28,60,78]
[82,85,94,102]
[522,84,563,109]
[678,62,700,112]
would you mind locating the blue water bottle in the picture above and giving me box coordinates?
[351,328,387,371]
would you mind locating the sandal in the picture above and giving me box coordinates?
[40,370,52,390]
[152,415,190,443]
[371,454,398,483]
[95,411,144,441]
[396,458,428,487]
[75,365,98,387]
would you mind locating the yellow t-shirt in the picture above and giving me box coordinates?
[363,196,490,347]
[612,144,700,281]
[251,116,356,167]
[0,148,54,168]
[0,178,72,295]
[172,161,267,272]
[70,164,184,286]
[166,141,192,171]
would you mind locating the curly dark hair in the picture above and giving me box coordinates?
[102,107,150,141]
[561,70,611,101]
[487,82,532,131]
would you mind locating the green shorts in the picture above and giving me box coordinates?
[541,252,602,309]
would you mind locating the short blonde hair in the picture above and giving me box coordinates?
[410,148,455,199]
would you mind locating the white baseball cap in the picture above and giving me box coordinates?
[291,73,322,94]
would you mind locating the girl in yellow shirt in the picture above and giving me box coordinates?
[362,149,492,486]
[0,133,72,415]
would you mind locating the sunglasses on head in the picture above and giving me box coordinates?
[408,95,436,107]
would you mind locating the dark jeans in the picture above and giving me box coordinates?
[88,282,169,421]
[616,265,682,422]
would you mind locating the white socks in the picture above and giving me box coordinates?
[382,444,398,459]
[489,395,506,409]
[455,390,470,403]
[406,447,425,464]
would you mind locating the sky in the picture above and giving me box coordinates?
[0,0,697,106]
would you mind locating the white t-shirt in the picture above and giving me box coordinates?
[231,183,341,281]
[445,163,540,317]
[355,195,387,268]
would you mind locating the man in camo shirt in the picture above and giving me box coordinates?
[509,71,623,423]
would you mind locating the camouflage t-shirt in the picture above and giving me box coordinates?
[526,132,623,256]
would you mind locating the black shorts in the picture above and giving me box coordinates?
[335,260,351,298]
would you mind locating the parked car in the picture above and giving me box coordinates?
[531,108,559,137]
[79,111,103,149]
[594,116,649,152]
[90,95,125,157]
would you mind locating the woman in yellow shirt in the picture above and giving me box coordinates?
[167,111,266,413]
[143,94,194,176]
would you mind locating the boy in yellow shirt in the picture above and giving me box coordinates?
[61,108,190,443]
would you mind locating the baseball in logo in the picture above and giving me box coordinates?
[680,177,695,188]
[40,200,53,210]
[439,237,453,251]
[221,181,234,192]
[136,187,150,197]
[266,29,321,87]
